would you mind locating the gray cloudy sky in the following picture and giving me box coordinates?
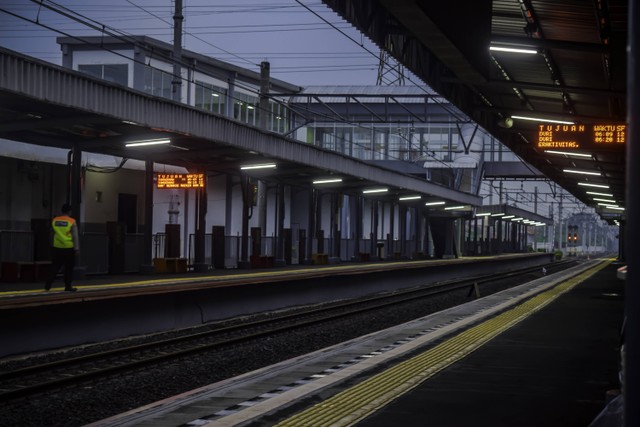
[0,0,414,86]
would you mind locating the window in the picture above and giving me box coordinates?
[269,100,289,133]
[78,64,128,86]
[233,92,259,125]
[144,67,173,99]
[195,81,227,114]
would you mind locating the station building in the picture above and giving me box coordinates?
[0,36,615,277]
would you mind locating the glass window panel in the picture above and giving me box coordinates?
[78,64,128,86]
[103,64,128,85]
[78,64,102,79]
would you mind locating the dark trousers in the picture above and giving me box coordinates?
[47,247,76,288]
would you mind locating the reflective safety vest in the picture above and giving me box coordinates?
[52,215,76,249]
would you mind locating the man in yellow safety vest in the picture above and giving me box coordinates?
[45,203,80,292]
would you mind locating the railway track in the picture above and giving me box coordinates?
[0,259,577,403]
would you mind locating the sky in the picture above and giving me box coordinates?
[0,0,418,87]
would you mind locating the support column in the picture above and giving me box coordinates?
[370,200,379,260]
[353,195,362,261]
[193,184,208,272]
[304,185,315,264]
[140,159,154,273]
[274,183,286,267]
[398,205,409,259]
[473,217,479,255]
[329,192,341,263]
[625,1,639,423]
[388,202,395,260]
[238,175,251,269]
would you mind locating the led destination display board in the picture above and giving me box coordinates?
[156,173,205,189]
[537,124,626,150]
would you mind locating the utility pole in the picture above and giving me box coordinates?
[172,0,183,102]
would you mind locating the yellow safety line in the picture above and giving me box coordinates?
[0,255,514,296]
[274,260,611,427]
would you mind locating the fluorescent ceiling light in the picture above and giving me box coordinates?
[475,212,491,217]
[313,178,342,185]
[544,150,592,158]
[511,217,524,221]
[511,115,574,125]
[502,215,515,219]
[490,46,538,55]
[597,203,618,207]
[444,205,465,210]
[592,198,616,203]
[605,206,625,211]
[399,195,422,201]
[491,213,505,217]
[125,138,171,147]
[240,163,277,170]
[425,201,446,206]
[363,188,388,194]
[535,223,546,227]
[578,182,609,189]
[586,191,614,197]
[563,169,601,176]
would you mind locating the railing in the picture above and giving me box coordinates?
[3,227,540,278]
[0,231,34,262]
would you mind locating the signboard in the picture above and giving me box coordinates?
[536,124,626,150]
[156,173,205,189]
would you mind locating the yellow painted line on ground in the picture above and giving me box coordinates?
[274,260,611,427]
[0,255,509,297]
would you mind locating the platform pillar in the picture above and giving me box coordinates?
[625,2,639,424]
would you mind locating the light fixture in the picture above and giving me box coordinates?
[491,213,505,217]
[578,182,609,189]
[502,215,515,219]
[425,201,446,206]
[511,115,574,125]
[511,217,524,221]
[497,117,514,129]
[586,191,614,197]
[563,169,601,176]
[125,138,171,147]
[363,188,388,194]
[476,212,491,217]
[489,46,538,55]
[544,150,592,158]
[444,205,465,210]
[313,178,343,185]
[597,203,618,207]
[240,163,277,170]
[605,206,625,211]
[592,198,616,203]
[399,195,422,201]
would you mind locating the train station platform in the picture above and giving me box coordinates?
[89,258,623,427]
[0,252,552,298]
[0,252,555,357]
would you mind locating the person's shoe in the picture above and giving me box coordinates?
[44,282,51,291]
[65,287,77,292]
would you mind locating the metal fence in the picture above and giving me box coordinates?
[1,229,426,275]
[0,231,34,262]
